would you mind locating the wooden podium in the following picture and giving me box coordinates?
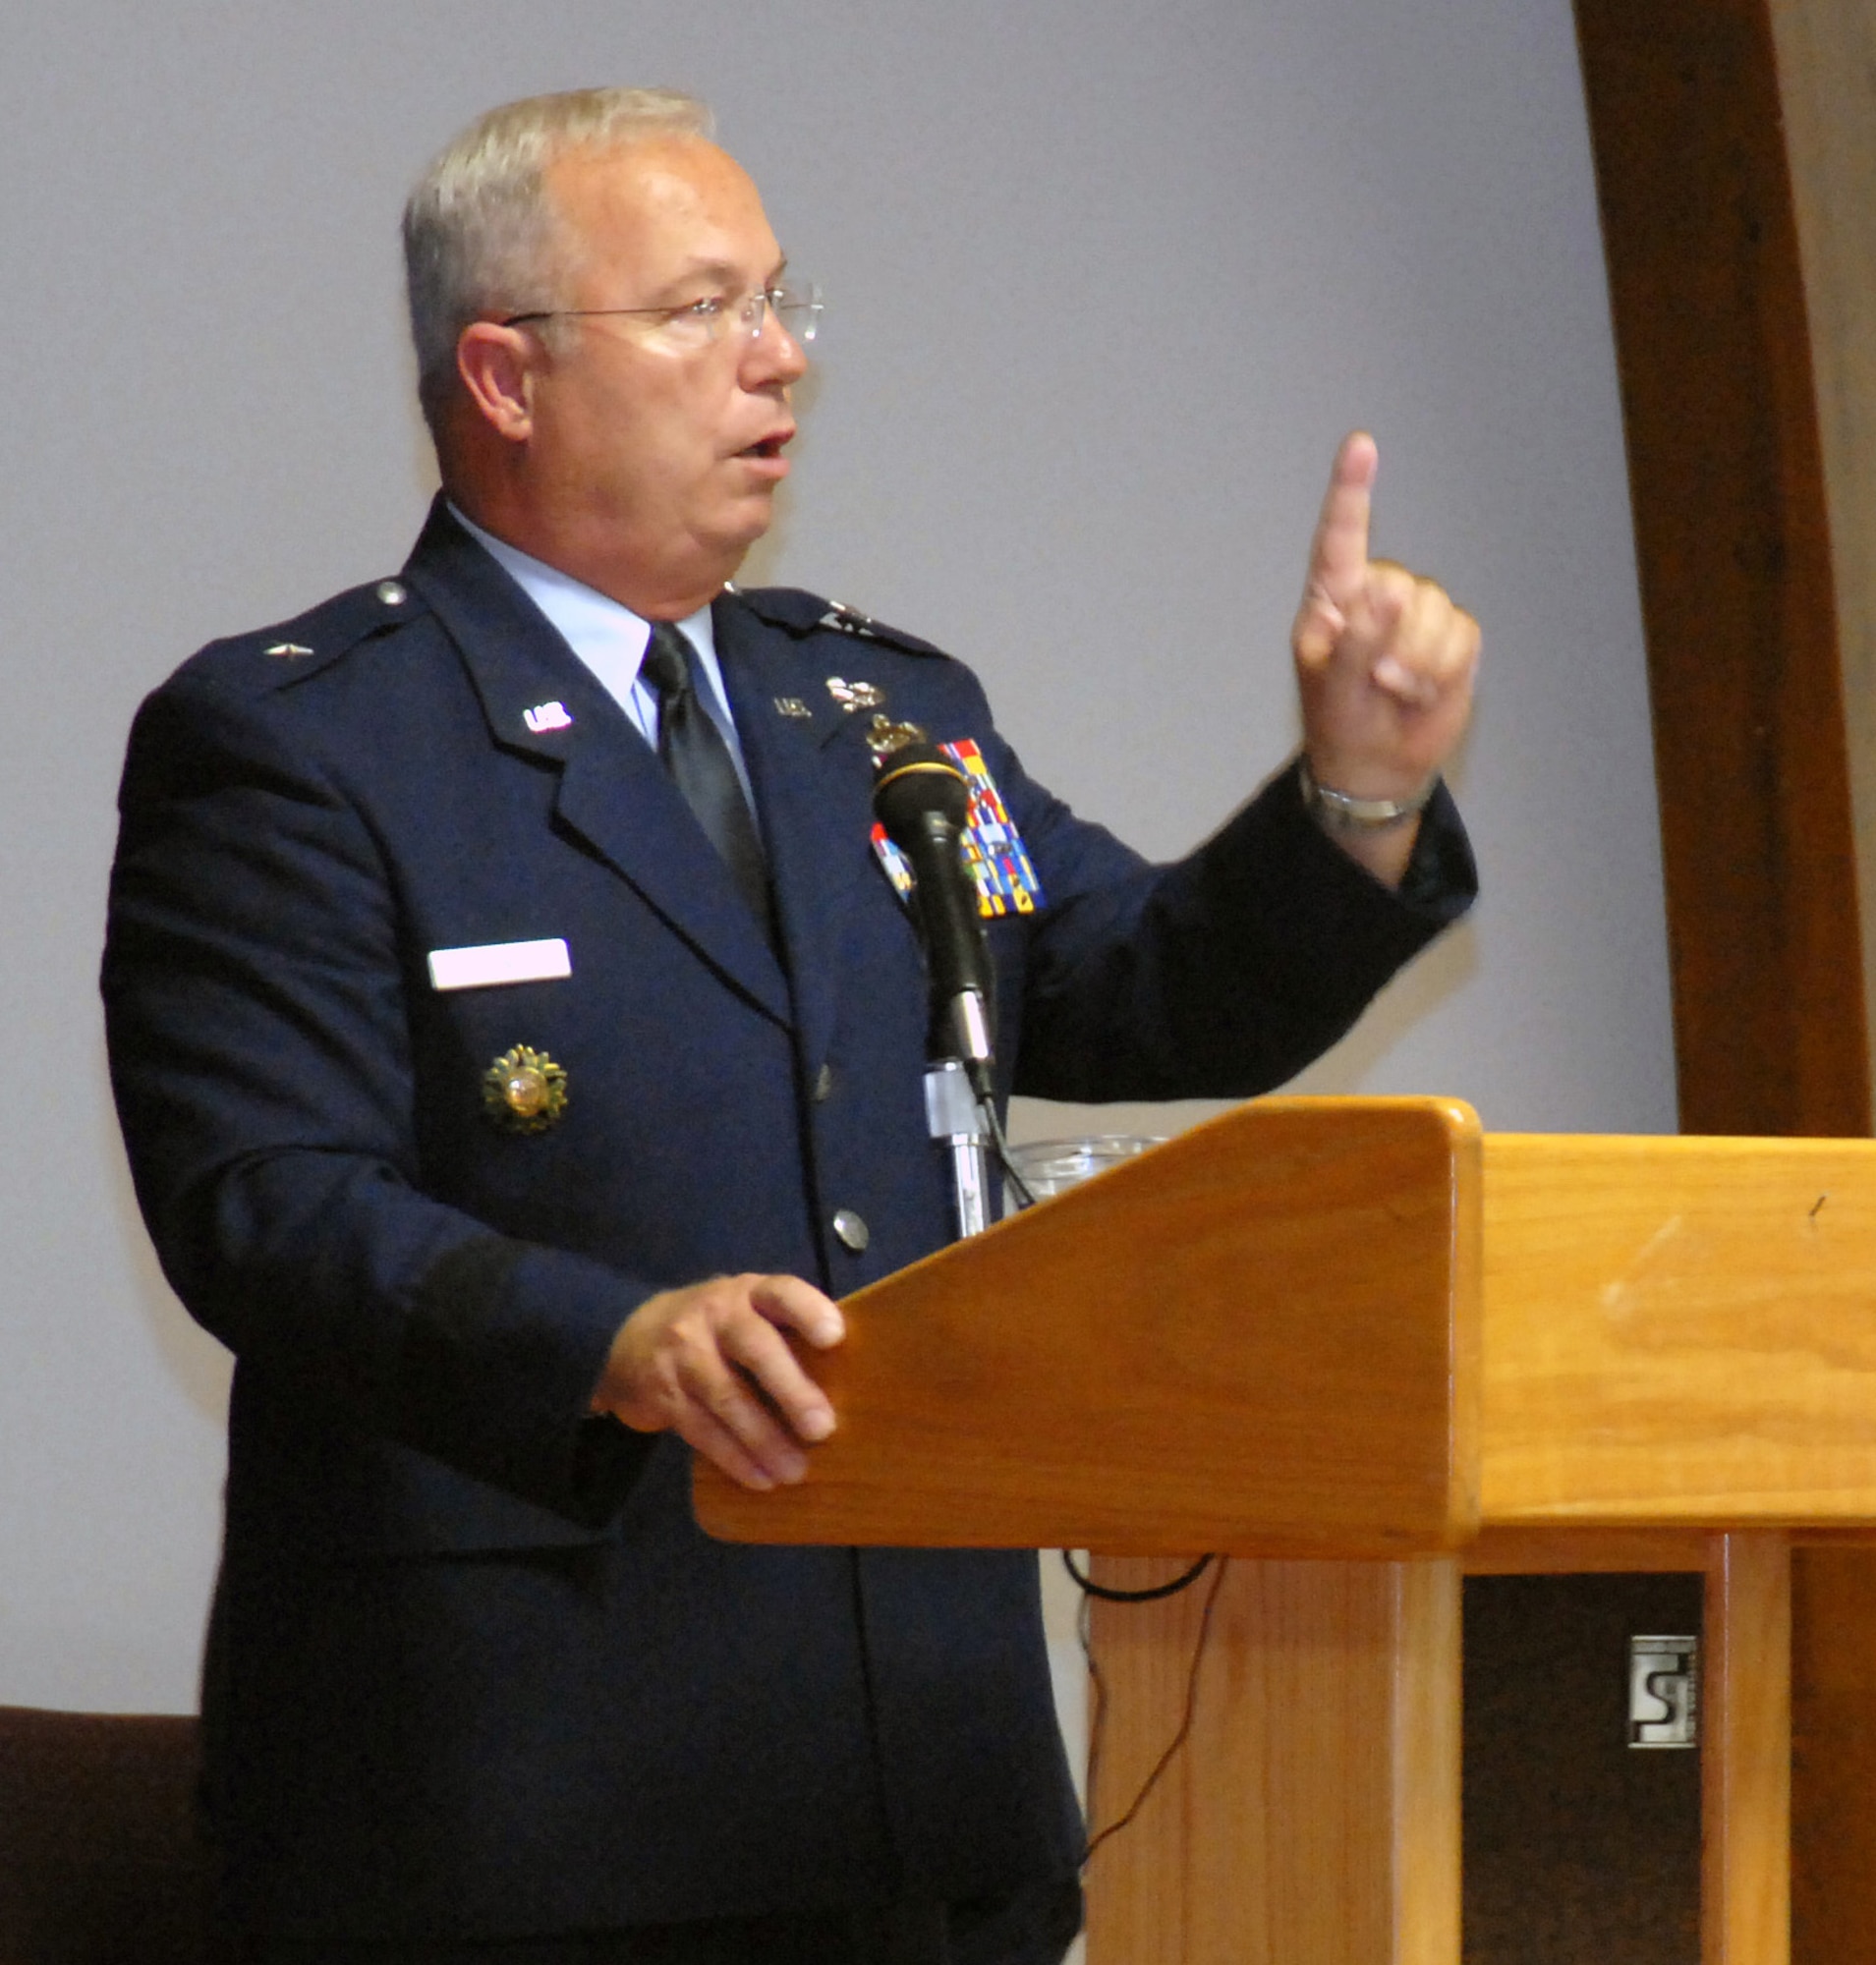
[695,1097,1876,1963]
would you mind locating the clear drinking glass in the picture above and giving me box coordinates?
[1002,1135,1165,1207]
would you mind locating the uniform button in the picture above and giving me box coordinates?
[831,1208,870,1253]
[375,579,409,606]
[813,1063,835,1102]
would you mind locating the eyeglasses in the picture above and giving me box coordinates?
[501,278,823,351]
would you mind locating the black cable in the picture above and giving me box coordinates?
[1080,1555,1231,1865]
[978,1094,1036,1210]
[1078,1587,1107,1848]
[1060,1549,1214,1603]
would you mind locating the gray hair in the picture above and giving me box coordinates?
[402,87,715,431]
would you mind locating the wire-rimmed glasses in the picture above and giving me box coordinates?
[501,278,823,352]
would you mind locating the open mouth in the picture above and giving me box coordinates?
[741,431,793,461]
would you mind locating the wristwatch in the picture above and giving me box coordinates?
[1297,756,1439,833]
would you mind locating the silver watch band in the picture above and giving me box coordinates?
[1298,756,1440,831]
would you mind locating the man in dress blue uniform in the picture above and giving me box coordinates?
[103,88,1481,1965]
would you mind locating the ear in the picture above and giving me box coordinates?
[456,321,539,444]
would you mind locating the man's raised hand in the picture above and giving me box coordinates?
[1291,431,1479,819]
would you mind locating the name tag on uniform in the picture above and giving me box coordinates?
[427,937,572,991]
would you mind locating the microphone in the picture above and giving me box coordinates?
[872,742,995,1094]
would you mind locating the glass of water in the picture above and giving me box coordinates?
[1002,1135,1165,1209]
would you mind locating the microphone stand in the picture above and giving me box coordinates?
[925,1056,995,1239]
[871,741,1001,1241]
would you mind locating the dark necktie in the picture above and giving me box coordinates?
[640,621,773,936]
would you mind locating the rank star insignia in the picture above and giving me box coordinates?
[263,642,315,659]
[825,676,885,712]
[483,1045,568,1134]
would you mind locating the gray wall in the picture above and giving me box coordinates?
[0,1,1673,1712]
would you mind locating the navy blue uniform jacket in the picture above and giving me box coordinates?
[102,504,1476,1941]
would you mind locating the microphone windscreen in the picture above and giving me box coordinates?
[869,742,994,1047]
[871,745,971,843]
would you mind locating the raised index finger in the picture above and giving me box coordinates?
[1304,430,1379,607]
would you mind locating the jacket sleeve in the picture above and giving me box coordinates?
[991,727,1477,1103]
[101,671,654,1525]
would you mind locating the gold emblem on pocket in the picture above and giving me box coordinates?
[483,1045,567,1134]
[863,713,928,759]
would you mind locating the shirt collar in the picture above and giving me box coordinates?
[447,502,720,693]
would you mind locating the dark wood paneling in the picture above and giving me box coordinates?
[1463,1575,1703,1965]
[1574,0,1869,1139]
[1791,1547,1876,1952]
[1569,5,1876,1961]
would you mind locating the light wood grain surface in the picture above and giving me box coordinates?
[697,1097,1480,1555]
[702,1114,1876,1553]
[1481,1133,1876,1525]
[1704,1534,1792,1965]
[1084,1555,1460,1965]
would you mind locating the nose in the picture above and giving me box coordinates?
[743,306,810,385]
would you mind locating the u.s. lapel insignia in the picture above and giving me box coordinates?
[826,676,885,712]
[483,1045,568,1134]
[523,701,573,734]
[773,696,813,718]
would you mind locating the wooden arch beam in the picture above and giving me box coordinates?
[1573,0,1868,1139]
[1573,0,1876,1953]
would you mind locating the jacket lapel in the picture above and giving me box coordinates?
[402,505,790,1025]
